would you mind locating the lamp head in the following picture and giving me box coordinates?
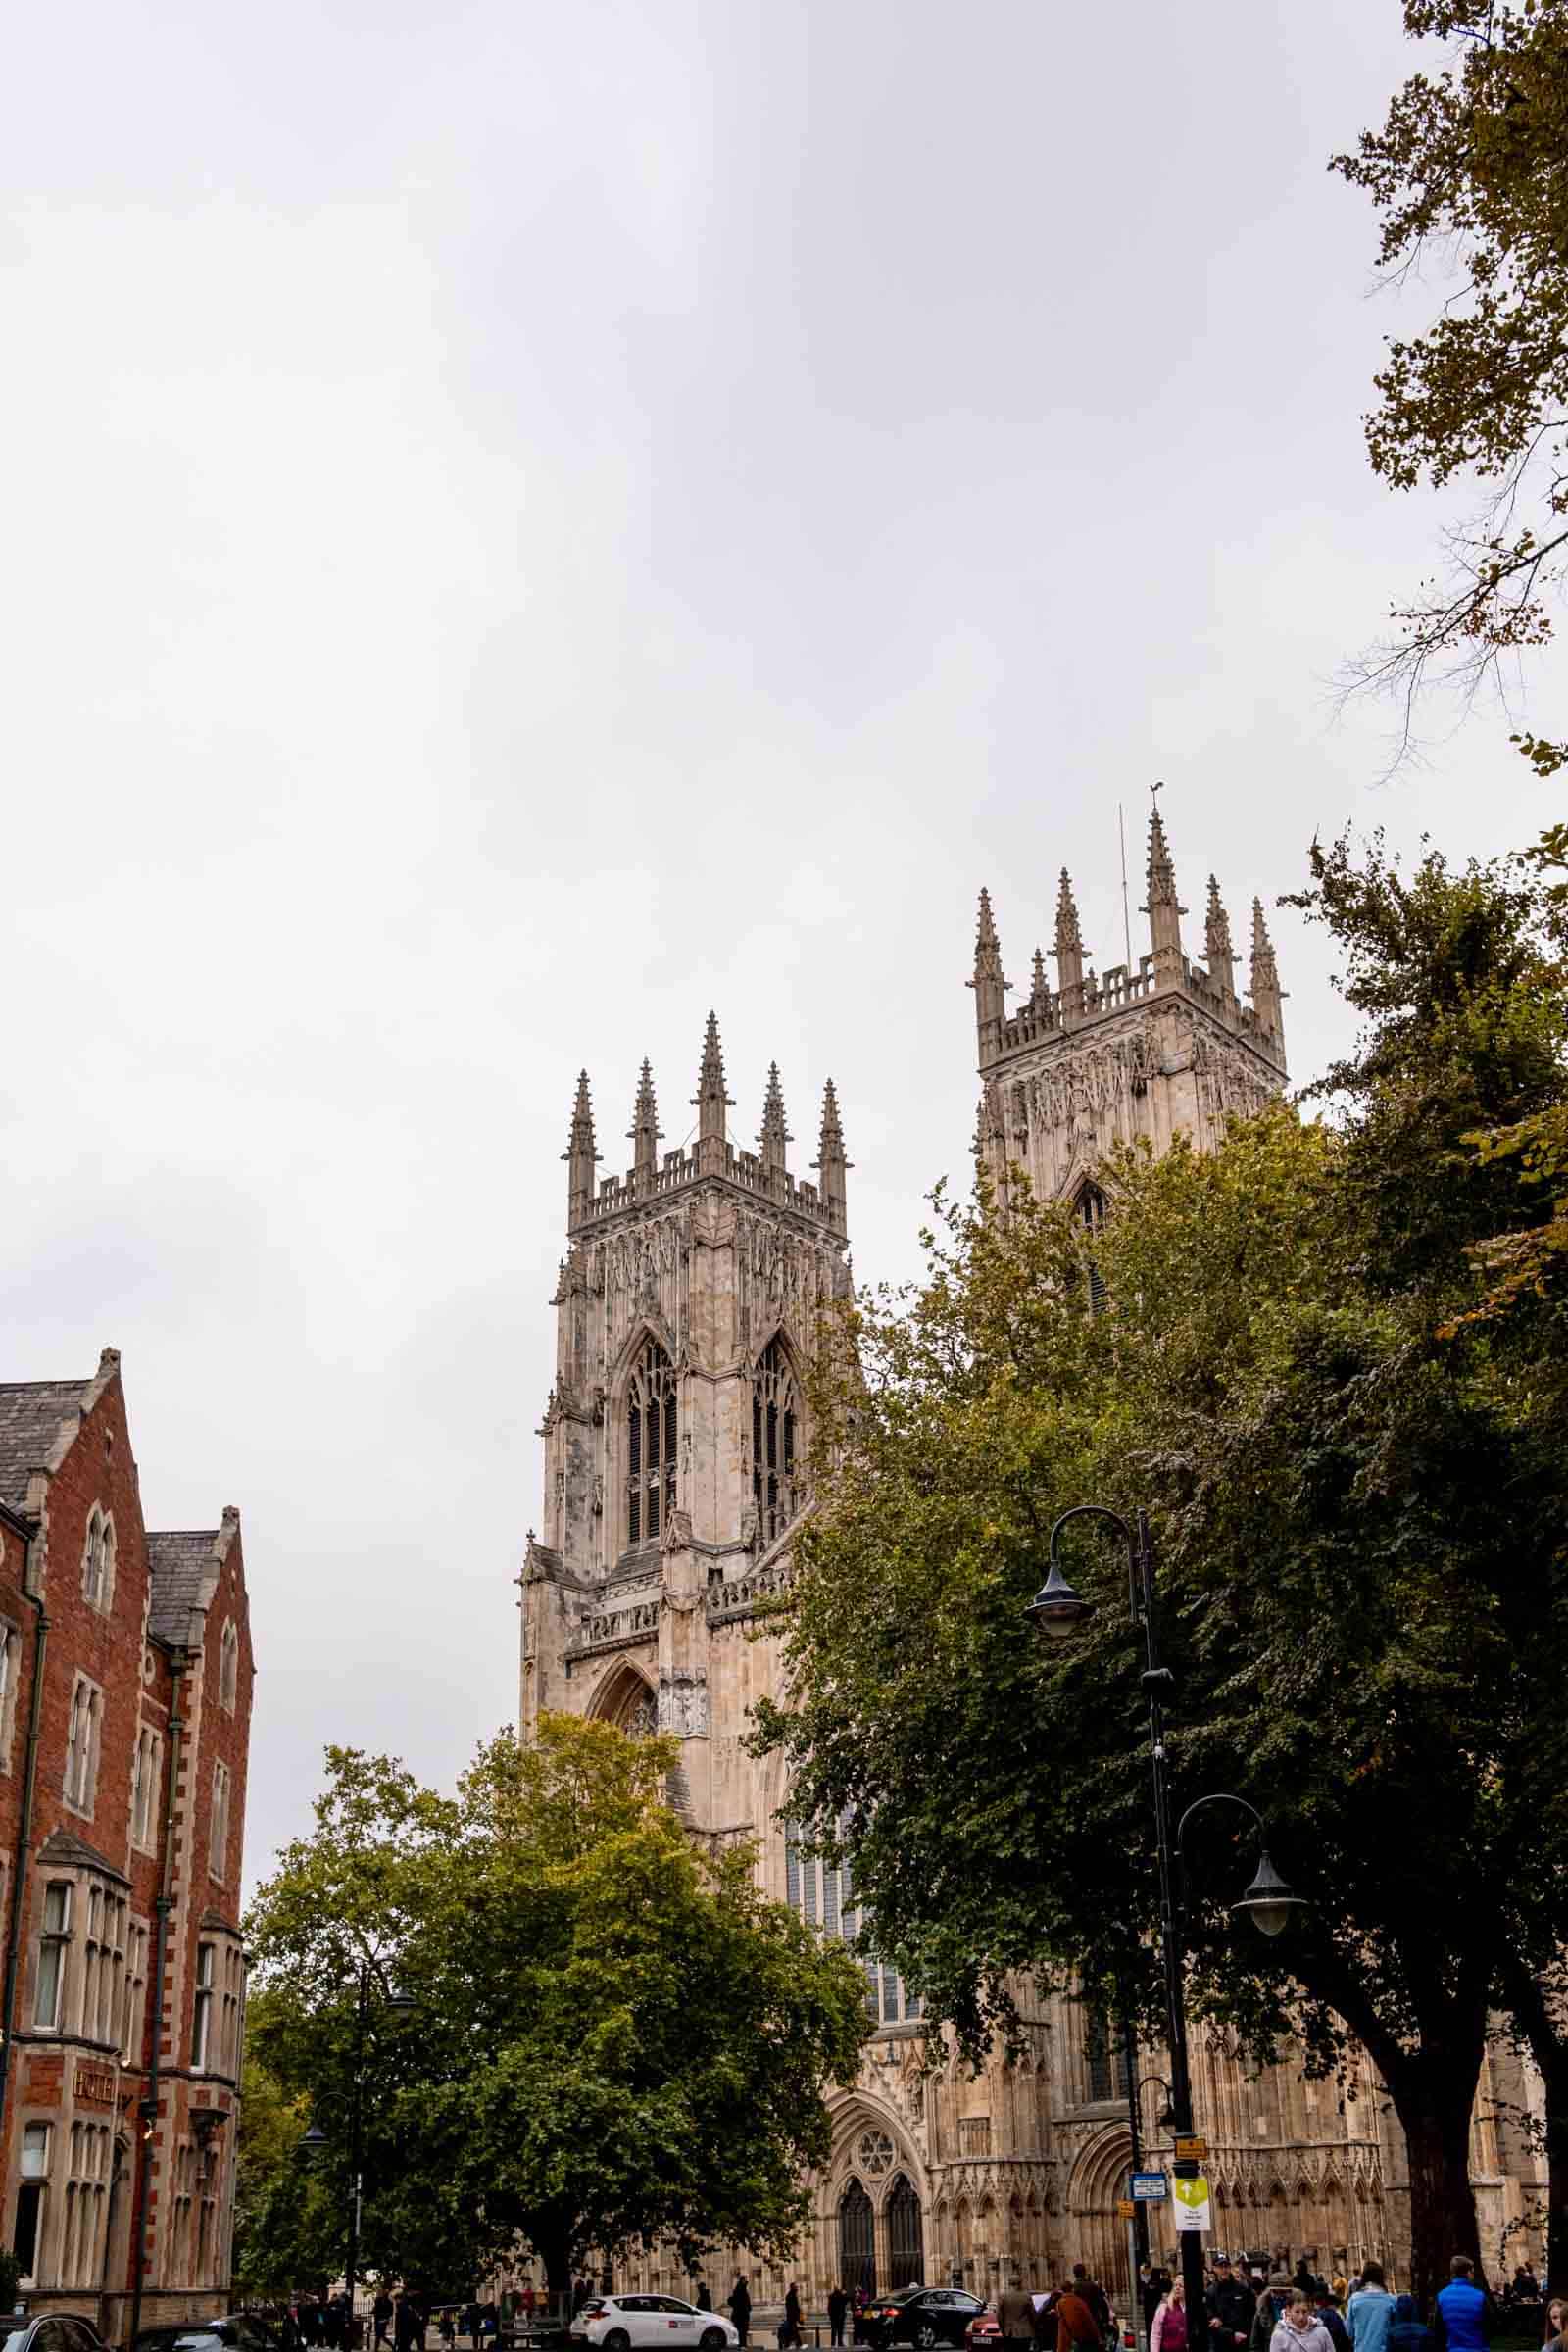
[1231,1848,1306,1939]
[1025,1560,1094,1642]
[297,2123,329,2161]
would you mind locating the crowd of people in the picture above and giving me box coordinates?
[1131,2250,1551,2352]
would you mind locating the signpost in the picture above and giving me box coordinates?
[1173,2174,1213,2233]
[1132,2173,1168,2203]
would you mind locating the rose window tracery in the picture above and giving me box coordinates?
[858,2130,894,2178]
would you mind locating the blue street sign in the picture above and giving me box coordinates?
[1131,2172,1168,2201]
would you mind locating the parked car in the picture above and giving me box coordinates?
[567,2298,737,2352]
[862,2290,989,2351]
[135,2315,287,2352]
[961,2311,1001,2352]
[0,2319,114,2352]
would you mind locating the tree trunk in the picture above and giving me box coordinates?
[1530,2048,1568,2294]
[536,2233,574,2320]
[1387,2062,1483,2313]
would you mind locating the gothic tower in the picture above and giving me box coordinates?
[520,1020,853,1835]
[972,803,1288,1205]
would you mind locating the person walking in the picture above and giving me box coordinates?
[1313,2291,1351,2352]
[1388,2297,1433,2352]
[1151,2281,1188,2352]
[1000,2278,1038,2352]
[1269,2297,1334,2352]
[1252,2282,1296,2352]
[1348,2269,1396,2352]
[373,2295,394,2350]
[1209,2258,1257,2352]
[783,2284,804,2350]
[730,2278,753,2349]
[829,2287,850,2348]
[696,2284,713,2314]
[1433,2258,1493,2352]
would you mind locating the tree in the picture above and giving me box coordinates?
[230,2025,340,2300]
[246,1717,868,2303]
[759,840,1568,2307]
[1332,2,1568,771]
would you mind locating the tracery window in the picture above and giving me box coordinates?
[752,1338,800,1544]
[1074,1182,1107,1315]
[626,1340,677,1546]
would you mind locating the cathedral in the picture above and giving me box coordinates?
[518,811,1544,2311]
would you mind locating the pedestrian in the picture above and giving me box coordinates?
[829,2287,850,2349]
[1433,2258,1493,2352]
[1388,2297,1433,2352]
[1313,2292,1352,2352]
[1000,2278,1038,2352]
[437,2315,454,2351]
[1073,2270,1111,2344]
[1252,2281,1296,2352]
[1151,2282,1188,2352]
[783,2284,804,2350]
[697,2284,713,2315]
[1209,2257,1258,2352]
[1270,2298,1334,2352]
[730,2278,753,2350]
[374,2294,394,2351]
[394,2298,416,2352]
[1348,2270,1396,2352]
[1061,2278,1108,2352]
[1296,2271,1317,2303]
[571,2283,591,2322]
[325,2302,345,2352]
[1543,2303,1565,2349]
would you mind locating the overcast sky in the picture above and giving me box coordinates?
[2,1,1558,1891]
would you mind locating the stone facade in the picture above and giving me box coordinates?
[518,821,1545,2311]
[0,1351,254,2338]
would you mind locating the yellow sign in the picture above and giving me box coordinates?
[1116,2200,1136,2220]
[1175,2135,1208,2163]
[1174,2174,1212,2233]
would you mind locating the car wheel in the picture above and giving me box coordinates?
[916,2329,938,2349]
[604,2334,630,2352]
[701,2333,726,2350]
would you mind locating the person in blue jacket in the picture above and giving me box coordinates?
[1433,2258,1493,2352]
[1386,2296,1432,2352]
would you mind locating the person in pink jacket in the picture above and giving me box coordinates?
[1152,2282,1190,2352]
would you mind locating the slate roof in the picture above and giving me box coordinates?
[0,1379,89,1512]
[37,1823,130,1887]
[147,1528,220,1646]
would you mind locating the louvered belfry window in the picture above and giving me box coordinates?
[627,1339,677,1545]
[752,1337,800,1545]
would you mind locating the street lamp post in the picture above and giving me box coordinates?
[300,1963,415,2336]
[1027,1506,1303,2330]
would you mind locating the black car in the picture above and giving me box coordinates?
[862,2291,989,2351]
[0,2319,113,2352]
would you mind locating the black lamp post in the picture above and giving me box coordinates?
[1026,1505,1303,2327]
[299,1965,416,2331]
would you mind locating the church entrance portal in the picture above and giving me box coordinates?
[887,2174,924,2290]
[839,2178,875,2297]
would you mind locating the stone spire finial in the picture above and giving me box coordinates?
[1030,946,1048,1007]
[759,1062,792,1175]
[1204,875,1237,998]
[969,887,1008,1060]
[1054,868,1086,1001]
[692,1010,734,1164]
[1250,898,1286,1044]
[628,1058,662,1182]
[564,1069,599,1221]
[1142,792,1186,974]
[812,1078,851,1230]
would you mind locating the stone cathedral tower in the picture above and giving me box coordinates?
[519,1017,853,1836]
[972,805,1288,1204]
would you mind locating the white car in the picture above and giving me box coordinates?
[570,2299,738,2352]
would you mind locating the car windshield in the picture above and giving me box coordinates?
[0,2329,28,2352]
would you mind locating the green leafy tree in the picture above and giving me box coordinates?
[760,841,1568,2307]
[247,1717,868,2304]
[230,2027,340,2300]
[1333,2,1568,770]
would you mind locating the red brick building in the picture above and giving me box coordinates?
[0,1348,255,2337]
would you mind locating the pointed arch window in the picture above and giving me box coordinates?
[627,1339,677,1546]
[752,1338,801,1545]
[1073,1182,1107,1315]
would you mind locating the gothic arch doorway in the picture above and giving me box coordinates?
[887,2174,924,2290]
[1067,2132,1135,2305]
[591,1663,658,1738]
[839,2178,875,2297]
